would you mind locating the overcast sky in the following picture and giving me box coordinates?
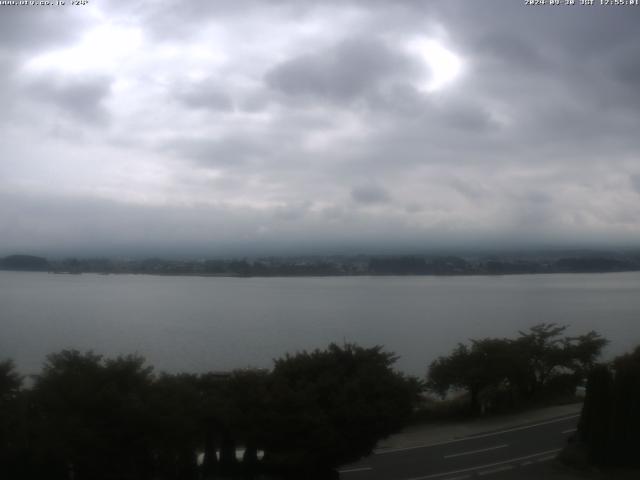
[2,0,640,257]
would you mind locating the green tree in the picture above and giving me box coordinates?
[223,370,271,469]
[577,346,640,468]
[516,324,607,397]
[150,373,202,480]
[608,347,640,467]
[428,325,607,414]
[516,323,570,396]
[263,343,421,476]
[427,338,522,414]
[0,359,22,402]
[564,331,609,380]
[578,364,614,466]
[0,360,24,477]
[29,350,156,480]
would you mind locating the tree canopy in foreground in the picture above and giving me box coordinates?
[0,343,420,480]
[577,346,640,468]
[427,323,607,414]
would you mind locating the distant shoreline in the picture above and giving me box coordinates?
[1,268,639,280]
[3,252,640,278]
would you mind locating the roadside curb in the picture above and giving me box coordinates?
[375,403,583,453]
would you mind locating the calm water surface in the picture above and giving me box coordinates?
[1,271,639,376]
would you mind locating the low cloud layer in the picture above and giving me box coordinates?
[1,1,640,256]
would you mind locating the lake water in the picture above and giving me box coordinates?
[1,271,639,377]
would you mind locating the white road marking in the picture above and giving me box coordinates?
[534,454,557,463]
[377,414,579,455]
[478,465,514,475]
[404,448,561,480]
[562,428,577,434]
[338,466,373,474]
[442,475,472,480]
[443,444,508,459]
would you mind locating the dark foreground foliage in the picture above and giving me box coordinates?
[426,324,607,415]
[0,344,420,480]
[575,346,640,468]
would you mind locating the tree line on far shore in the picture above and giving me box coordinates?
[3,252,640,277]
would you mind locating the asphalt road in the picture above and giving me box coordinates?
[338,413,579,480]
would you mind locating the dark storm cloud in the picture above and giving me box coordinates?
[475,33,548,72]
[266,37,417,102]
[0,189,443,257]
[273,201,312,221]
[431,1,640,110]
[0,189,257,256]
[614,46,640,87]
[351,184,391,205]
[441,103,495,132]
[24,75,112,124]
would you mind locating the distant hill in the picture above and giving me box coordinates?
[1,254,49,271]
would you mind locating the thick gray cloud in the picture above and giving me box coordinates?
[0,7,92,125]
[164,136,266,168]
[24,74,112,124]
[175,80,234,111]
[2,0,640,255]
[351,184,391,205]
[0,7,87,52]
[266,37,417,102]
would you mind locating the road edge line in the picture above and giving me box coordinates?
[404,448,562,480]
[376,413,579,454]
